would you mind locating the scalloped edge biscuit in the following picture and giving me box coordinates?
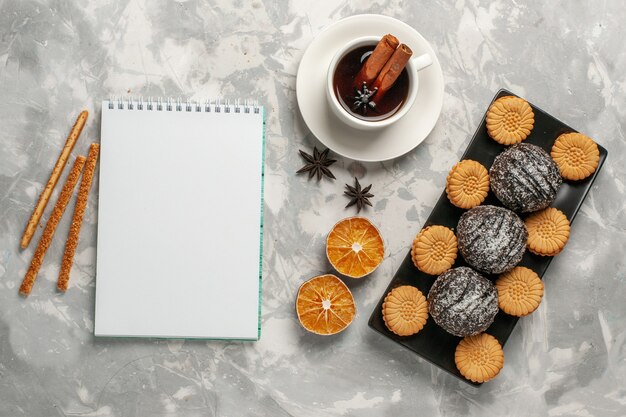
[496,266,544,317]
[551,132,600,181]
[446,159,490,209]
[455,333,504,383]
[525,207,570,256]
[383,285,428,336]
[411,225,458,275]
[486,96,535,145]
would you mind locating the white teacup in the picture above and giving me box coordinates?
[326,36,433,130]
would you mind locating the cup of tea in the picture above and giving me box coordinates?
[326,36,432,130]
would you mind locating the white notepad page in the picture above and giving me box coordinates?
[95,100,264,339]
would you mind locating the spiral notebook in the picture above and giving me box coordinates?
[95,98,264,340]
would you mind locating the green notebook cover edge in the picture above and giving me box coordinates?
[257,106,266,341]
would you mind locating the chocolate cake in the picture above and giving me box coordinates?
[457,205,527,274]
[490,143,562,213]
[427,267,498,337]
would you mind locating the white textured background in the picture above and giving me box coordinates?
[0,1,625,416]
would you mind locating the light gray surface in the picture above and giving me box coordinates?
[1,1,625,416]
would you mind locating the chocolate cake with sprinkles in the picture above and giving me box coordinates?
[490,143,562,213]
[427,267,498,337]
[457,205,527,274]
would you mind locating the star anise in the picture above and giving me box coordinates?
[344,177,374,213]
[296,147,337,181]
[348,82,378,115]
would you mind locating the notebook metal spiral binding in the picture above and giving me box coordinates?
[107,97,261,114]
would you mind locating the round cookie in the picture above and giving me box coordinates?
[551,132,600,181]
[486,96,535,145]
[427,267,498,337]
[383,285,428,336]
[455,333,504,383]
[496,266,544,317]
[456,205,527,274]
[446,160,490,209]
[411,225,458,275]
[490,143,562,213]
[525,207,570,256]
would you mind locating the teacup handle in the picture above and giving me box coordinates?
[413,53,433,72]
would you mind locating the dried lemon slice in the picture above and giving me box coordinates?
[296,274,356,335]
[326,217,384,278]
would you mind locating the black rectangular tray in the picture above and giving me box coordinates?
[368,89,608,386]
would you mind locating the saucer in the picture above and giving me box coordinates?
[296,14,444,162]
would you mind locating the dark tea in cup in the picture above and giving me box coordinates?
[332,45,409,122]
[326,34,431,130]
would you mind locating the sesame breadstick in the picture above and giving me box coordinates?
[19,156,86,296]
[57,144,99,292]
[20,110,88,249]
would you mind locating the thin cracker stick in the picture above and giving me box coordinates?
[20,110,88,249]
[57,144,100,292]
[19,156,86,296]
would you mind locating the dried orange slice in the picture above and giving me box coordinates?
[296,274,356,335]
[326,217,385,278]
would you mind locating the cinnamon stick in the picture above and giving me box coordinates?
[371,43,413,104]
[353,34,399,89]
